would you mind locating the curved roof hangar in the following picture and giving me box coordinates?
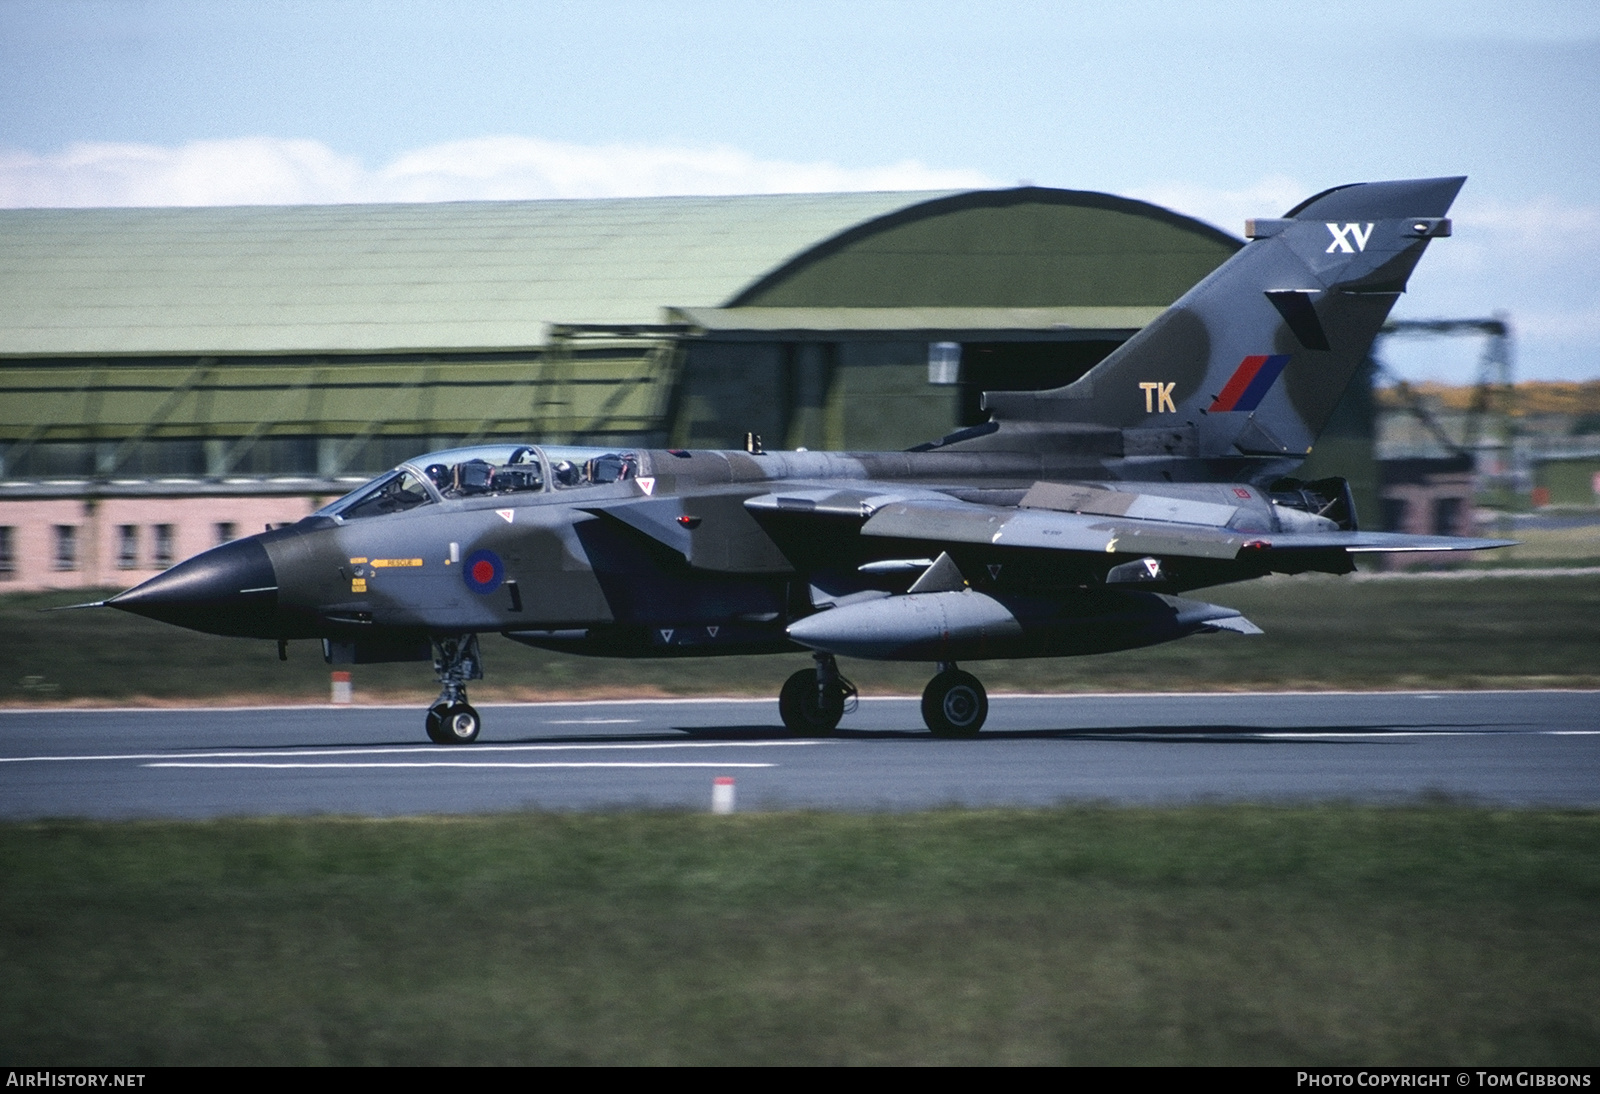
[0,188,1240,358]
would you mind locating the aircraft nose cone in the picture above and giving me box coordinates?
[108,536,280,637]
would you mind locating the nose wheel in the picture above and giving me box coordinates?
[425,634,485,744]
[922,664,988,737]
[426,702,481,744]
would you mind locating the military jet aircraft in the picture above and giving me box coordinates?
[104,176,1512,743]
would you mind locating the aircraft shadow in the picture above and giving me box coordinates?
[669,722,1504,744]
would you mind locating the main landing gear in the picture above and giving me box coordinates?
[426,634,483,744]
[921,663,988,738]
[776,654,990,737]
[778,652,858,735]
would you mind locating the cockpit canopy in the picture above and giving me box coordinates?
[313,444,639,521]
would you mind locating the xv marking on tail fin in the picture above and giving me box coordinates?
[1325,222,1375,253]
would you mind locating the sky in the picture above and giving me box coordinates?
[1,0,1596,382]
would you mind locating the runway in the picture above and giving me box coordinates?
[1,691,1596,819]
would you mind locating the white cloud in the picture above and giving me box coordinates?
[1439,195,1600,275]
[0,135,996,208]
[1125,175,1313,238]
[0,138,369,207]
[377,136,997,202]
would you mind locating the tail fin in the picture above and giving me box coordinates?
[977,177,1464,459]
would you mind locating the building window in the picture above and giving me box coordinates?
[153,524,175,568]
[215,521,236,546]
[118,525,140,569]
[1432,497,1462,537]
[0,526,13,579]
[928,342,962,385]
[54,525,78,571]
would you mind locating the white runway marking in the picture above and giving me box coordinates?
[1257,730,1597,738]
[145,761,777,770]
[1253,731,1474,739]
[544,718,640,724]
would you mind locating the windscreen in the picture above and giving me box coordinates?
[316,469,435,521]
[310,444,641,521]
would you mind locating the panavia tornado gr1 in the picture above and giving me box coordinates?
[103,176,1511,742]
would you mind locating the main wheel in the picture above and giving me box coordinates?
[778,668,845,736]
[922,670,988,737]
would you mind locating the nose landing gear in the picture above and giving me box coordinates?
[426,634,483,744]
[426,701,482,745]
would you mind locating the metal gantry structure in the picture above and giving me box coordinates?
[1372,315,1517,497]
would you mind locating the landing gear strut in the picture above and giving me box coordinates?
[426,634,483,744]
[778,651,857,736]
[921,662,987,737]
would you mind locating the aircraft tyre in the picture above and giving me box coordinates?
[425,703,453,744]
[778,668,844,736]
[922,670,987,737]
[426,701,481,744]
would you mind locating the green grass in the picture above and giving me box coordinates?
[1,807,1596,1065]
[3,573,1597,703]
[1469,524,1600,565]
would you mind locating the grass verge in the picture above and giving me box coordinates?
[1,806,1597,1065]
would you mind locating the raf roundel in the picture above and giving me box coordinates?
[462,549,504,595]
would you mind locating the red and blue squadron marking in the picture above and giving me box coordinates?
[1209,354,1292,413]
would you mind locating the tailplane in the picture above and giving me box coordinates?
[964,177,1464,463]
